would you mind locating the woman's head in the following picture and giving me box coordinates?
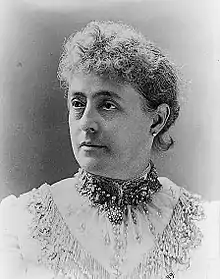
[57,20,180,178]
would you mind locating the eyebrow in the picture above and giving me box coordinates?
[69,90,123,101]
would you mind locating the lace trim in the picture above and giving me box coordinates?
[27,185,110,279]
[26,184,205,279]
[129,188,205,278]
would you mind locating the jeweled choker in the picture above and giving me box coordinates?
[75,160,162,226]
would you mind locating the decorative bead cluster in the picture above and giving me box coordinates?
[75,160,162,226]
[74,160,163,276]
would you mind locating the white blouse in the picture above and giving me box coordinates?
[0,176,219,279]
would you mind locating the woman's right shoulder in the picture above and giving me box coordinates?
[0,176,78,231]
[0,194,19,228]
[0,184,48,233]
[0,176,78,207]
[0,183,47,213]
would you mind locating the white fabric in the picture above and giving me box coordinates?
[0,177,219,279]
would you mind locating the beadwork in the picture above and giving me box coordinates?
[74,160,166,276]
[75,160,162,226]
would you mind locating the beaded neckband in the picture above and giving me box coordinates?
[75,160,162,226]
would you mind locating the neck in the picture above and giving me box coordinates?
[81,160,151,182]
[80,159,152,181]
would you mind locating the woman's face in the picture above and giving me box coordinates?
[68,72,154,179]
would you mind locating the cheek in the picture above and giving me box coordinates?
[120,119,148,137]
[116,121,150,148]
[109,125,136,152]
[68,116,78,141]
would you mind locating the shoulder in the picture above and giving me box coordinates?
[158,177,220,275]
[0,183,48,213]
[0,176,77,206]
[0,176,78,215]
[0,177,78,239]
[0,195,19,232]
[159,176,220,228]
[0,184,49,235]
[185,200,220,278]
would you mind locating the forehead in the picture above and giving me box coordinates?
[69,72,121,92]
[68,73,144,104]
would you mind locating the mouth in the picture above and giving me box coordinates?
[80,142,106,149]
[82,145,104,148]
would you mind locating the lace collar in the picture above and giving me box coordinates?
[75,160,162,226]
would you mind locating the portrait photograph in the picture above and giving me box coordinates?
[0,0,219,278]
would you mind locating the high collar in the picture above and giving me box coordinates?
[74,160,163,225]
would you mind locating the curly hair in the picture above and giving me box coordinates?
[57,20,180,152]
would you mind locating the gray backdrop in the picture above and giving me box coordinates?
[0,0,219,201]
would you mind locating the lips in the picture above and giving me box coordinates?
[80,142,105,148]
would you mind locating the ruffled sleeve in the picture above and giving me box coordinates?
[0,190,65,279]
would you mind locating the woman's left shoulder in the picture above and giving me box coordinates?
[188,199,220,278]
[159,177,220,277]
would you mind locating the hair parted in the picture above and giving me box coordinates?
[57,20,180,152]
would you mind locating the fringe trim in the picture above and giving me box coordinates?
[27,184,110,279]
[26,185,205,279]
[128,188,205,278]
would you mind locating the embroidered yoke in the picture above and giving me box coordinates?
[0,176,219,279]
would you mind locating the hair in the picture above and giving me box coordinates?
[57,20,180,152]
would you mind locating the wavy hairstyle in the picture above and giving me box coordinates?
[57,20,180,152]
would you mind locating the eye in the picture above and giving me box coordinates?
[101,100,117,111]
[71,99,85,109]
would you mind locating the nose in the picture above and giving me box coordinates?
[79,103,99,133]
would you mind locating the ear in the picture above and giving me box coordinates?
[150,104,170,136]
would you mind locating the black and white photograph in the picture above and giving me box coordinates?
[0,0,219,278]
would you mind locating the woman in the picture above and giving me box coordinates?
[0,20,219,279]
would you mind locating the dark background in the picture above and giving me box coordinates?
[0,0,219,201]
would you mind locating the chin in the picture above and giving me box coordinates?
[77,156,104,173]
